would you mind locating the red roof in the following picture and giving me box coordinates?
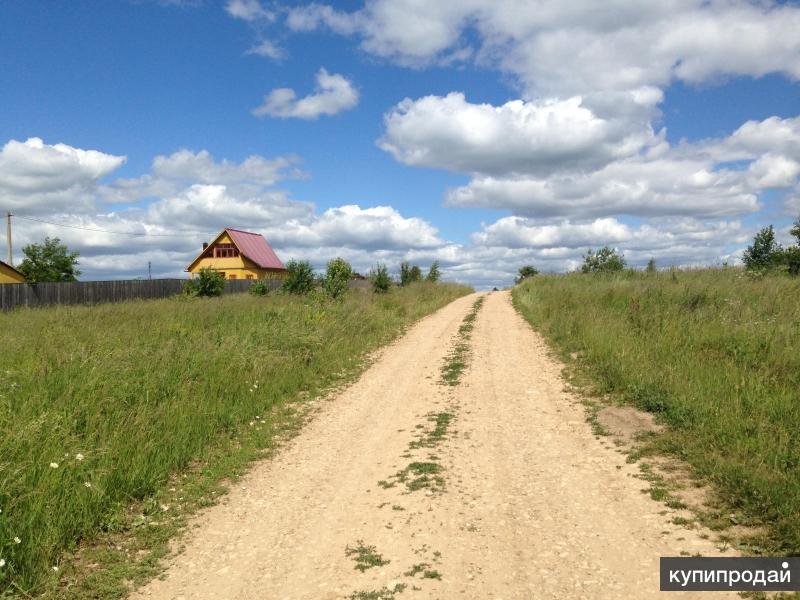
[226,228,286,270]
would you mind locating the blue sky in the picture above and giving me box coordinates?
[1,0,799,286]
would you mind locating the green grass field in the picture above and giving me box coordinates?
[0,283,470,597]
[512,268,800,555]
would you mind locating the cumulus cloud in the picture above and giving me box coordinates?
[286,1,800,96]
[252,68,359,119]
[0,138,125,213]
[224,0,273,22]
[246,39,286,61]
[380,92,660,177]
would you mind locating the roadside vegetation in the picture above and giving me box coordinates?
[0,281,470,597]
[512,267,800,554]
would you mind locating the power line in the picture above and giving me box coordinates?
[11,215,216,238]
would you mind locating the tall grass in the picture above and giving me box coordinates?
[0,283,469,595]
[512,269,800,553]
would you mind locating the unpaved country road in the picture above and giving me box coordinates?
[132,291,735,599]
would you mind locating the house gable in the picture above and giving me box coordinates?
[0,260,25,284]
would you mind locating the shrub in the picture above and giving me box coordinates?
[183,268,225,297]
[369,263,392,293]
[282,259,315,295]
[515,265,539,284]
[249,278,274,296]
[324,257,353,299]
[581,246,626,273]
[426,261,441,282]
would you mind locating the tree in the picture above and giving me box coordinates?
[515,265,539,284]
[399,261,422,286]
[184,268,225,297]
[369,263,392,293]
[581,247,626,273]
[324,257,353,299]
[282,259,315,294]
[426,261,441,282]
[785,218,800,276]
[17,237,81,283]
[646,258,657,273]
[742,225,783,271]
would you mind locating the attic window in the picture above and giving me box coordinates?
[214,243,239,258]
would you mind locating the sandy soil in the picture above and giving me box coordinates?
[131,291,736,599]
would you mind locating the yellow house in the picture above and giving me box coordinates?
[0,260,25,284]
[186,228,287,280]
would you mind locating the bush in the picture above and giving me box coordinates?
[249,278,275,296]
[515,265,539,284]
[324,257,353,299]
[282,259,315,295]
[426,261,441,282]
[581,246,626,273]
[369,263,392,293]
[183,268,225,297]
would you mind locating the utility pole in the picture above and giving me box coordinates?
[5,212,12,266]
[148,261,152,280]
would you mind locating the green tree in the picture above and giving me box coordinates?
[581,247,626,273]
[324,257,353,299]
[183,268,225,297]
[369,263,392,293]
[17,237,81,283]
[282,259,315,295]
[426,261,441,282]
[742,225,783,271]
[785,218,800,276]
[646,258,657,273]
[515,265,539,284]
[399,261,422,286]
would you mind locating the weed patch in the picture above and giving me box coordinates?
[345,541,390,572]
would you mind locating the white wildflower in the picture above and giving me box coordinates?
[0,558,5,568]
[52,565,59,572]
[49,462,59,469]
[84,482,92,488]
[13,537,20,544]
[75,453,84,461]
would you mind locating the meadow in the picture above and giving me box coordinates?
[0,282,470,597]
[513,268,800,554]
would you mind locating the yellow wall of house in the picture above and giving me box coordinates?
[0,263,25,284]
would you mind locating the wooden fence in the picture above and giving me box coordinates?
[0,278,284,311]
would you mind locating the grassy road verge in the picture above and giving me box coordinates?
[512,269,800,555]
[0,282,470,597]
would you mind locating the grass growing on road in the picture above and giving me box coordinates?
[440,297,484,386]
[512,268,800,554]
[0,282,470,597]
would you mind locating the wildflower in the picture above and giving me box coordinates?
[84,482,92,488]
[52,565,59,572]
[253,383,258,389]
[0,558,5,568]
[49,462,59,469]
[13,537,20,544]
[75,453,84,461]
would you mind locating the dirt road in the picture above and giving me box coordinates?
[132,291,734,599]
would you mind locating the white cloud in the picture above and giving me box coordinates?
[380,92,660,177]
[286,1,800,96]
[224,0,273,22]
[0,138,125,214]
[252,68,359,119]
[246,39,286,61]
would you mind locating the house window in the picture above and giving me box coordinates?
[214,243,239,258]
